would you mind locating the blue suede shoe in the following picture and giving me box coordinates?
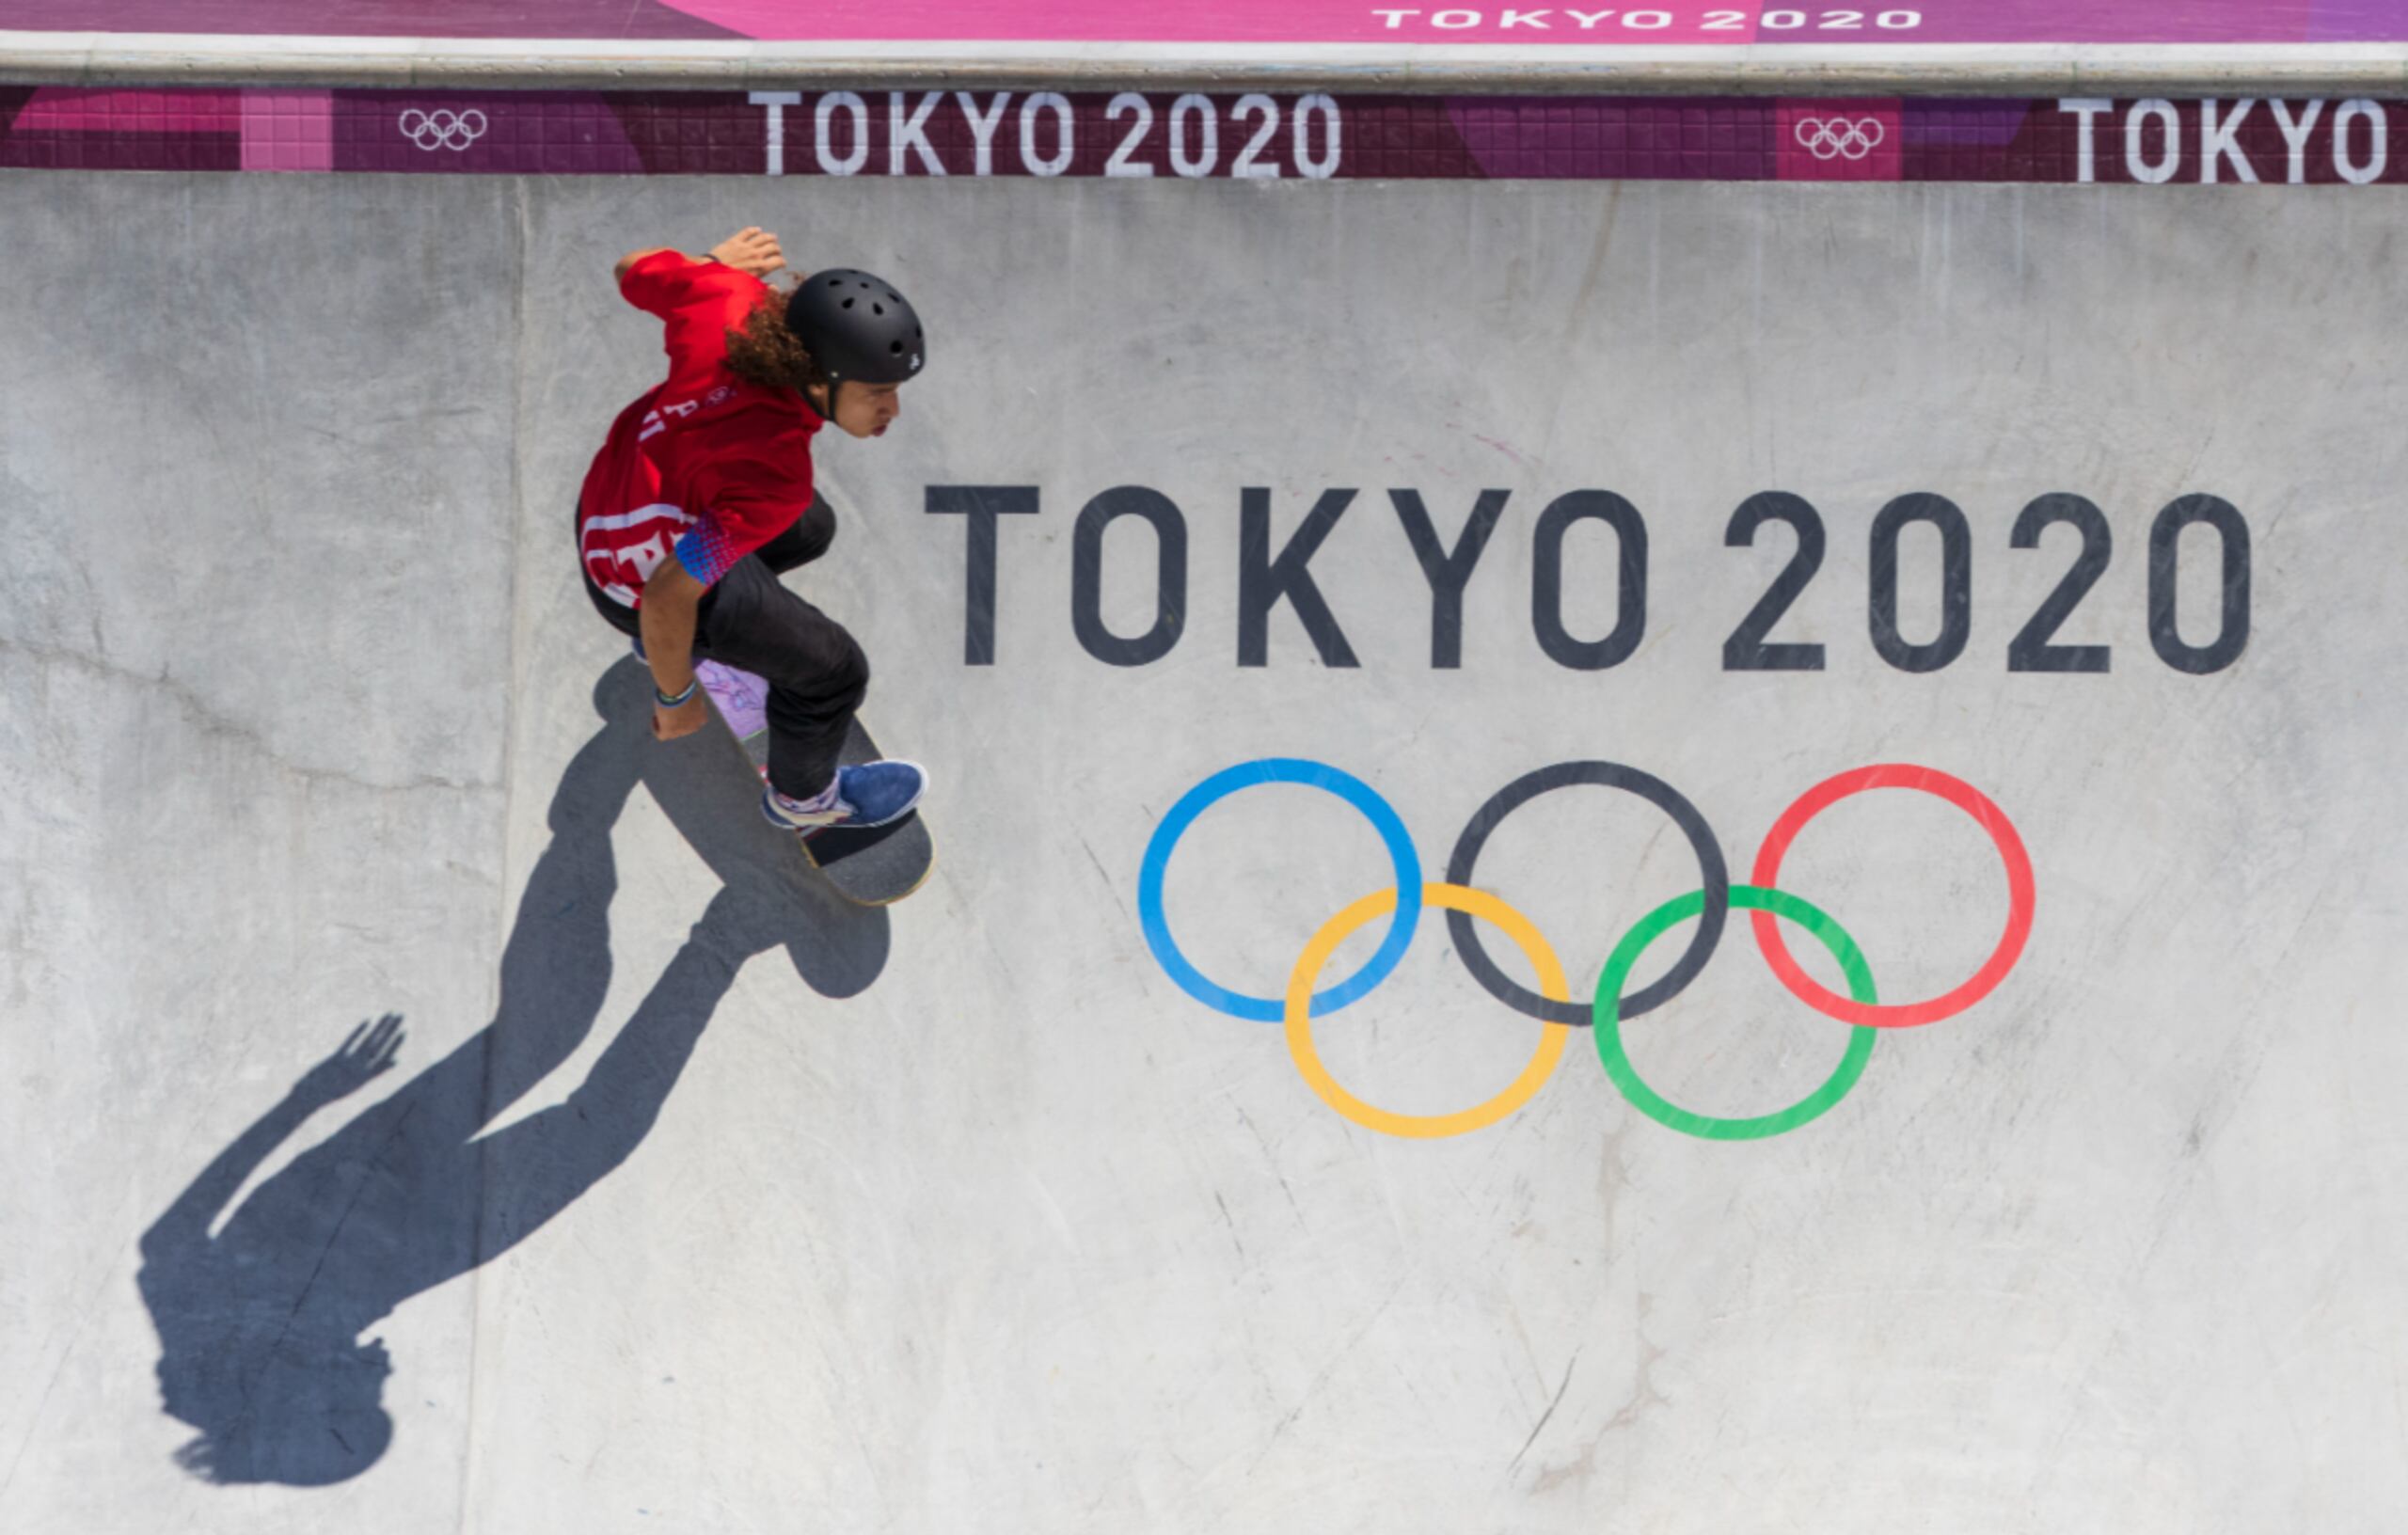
[761,760,927,832]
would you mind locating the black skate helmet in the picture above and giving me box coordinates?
[784,268,926,392]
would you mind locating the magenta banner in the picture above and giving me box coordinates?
[8,88,2408,185]
[9,0,2408,45]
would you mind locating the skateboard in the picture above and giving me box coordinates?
[692,659,935,906]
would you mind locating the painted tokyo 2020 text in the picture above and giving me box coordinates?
[1364,7,1928,34]
[927,484,2251,674]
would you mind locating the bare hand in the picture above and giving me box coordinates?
[709,227,785,279]
[294,1014,404,1105]
[652,693,710,741]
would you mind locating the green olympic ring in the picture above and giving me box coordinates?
[1592,885,1879,1141]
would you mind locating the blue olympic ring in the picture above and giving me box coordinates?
[1137,758,1422,1021]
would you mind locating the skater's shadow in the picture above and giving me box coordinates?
[137,659,885,1486]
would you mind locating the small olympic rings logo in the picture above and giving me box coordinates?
[399,108,488,152]
[1793,116,1885,161]
[1137,759,2036,1143]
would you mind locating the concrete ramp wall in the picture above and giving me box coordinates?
[1,169,2401,1531]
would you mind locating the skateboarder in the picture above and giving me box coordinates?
[577,226,927,832]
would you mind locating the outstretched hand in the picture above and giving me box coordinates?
[709,227,786,279]
[293,1014,404,1105]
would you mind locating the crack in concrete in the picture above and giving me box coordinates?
[0,634,495,799]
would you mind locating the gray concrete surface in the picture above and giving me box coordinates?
[2,169,2403,1532]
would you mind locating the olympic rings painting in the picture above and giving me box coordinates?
[1138,758,2035,1141]
[1793,116,1887,162]
[398,108,489,152]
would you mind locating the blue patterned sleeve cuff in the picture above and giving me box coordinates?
[673,524,740,588]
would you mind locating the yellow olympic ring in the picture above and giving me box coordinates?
[1283,882,1572,1139]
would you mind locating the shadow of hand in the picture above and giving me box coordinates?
[292,1015,405,1109]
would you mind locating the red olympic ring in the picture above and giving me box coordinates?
[1749,764,2036,1029]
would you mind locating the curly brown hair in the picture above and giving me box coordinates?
[722,291,827,395]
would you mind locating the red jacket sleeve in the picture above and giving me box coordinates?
[621,252,776,385]
[673,453,810,588]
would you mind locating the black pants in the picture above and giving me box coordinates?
[582,497,869,799]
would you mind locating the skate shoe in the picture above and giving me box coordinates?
[761,760,927,833]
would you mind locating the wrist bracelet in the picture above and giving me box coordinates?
[655,680,698,708]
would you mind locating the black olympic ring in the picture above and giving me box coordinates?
[1443,761,1729,1027]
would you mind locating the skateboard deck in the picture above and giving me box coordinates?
[694,659,935,906]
